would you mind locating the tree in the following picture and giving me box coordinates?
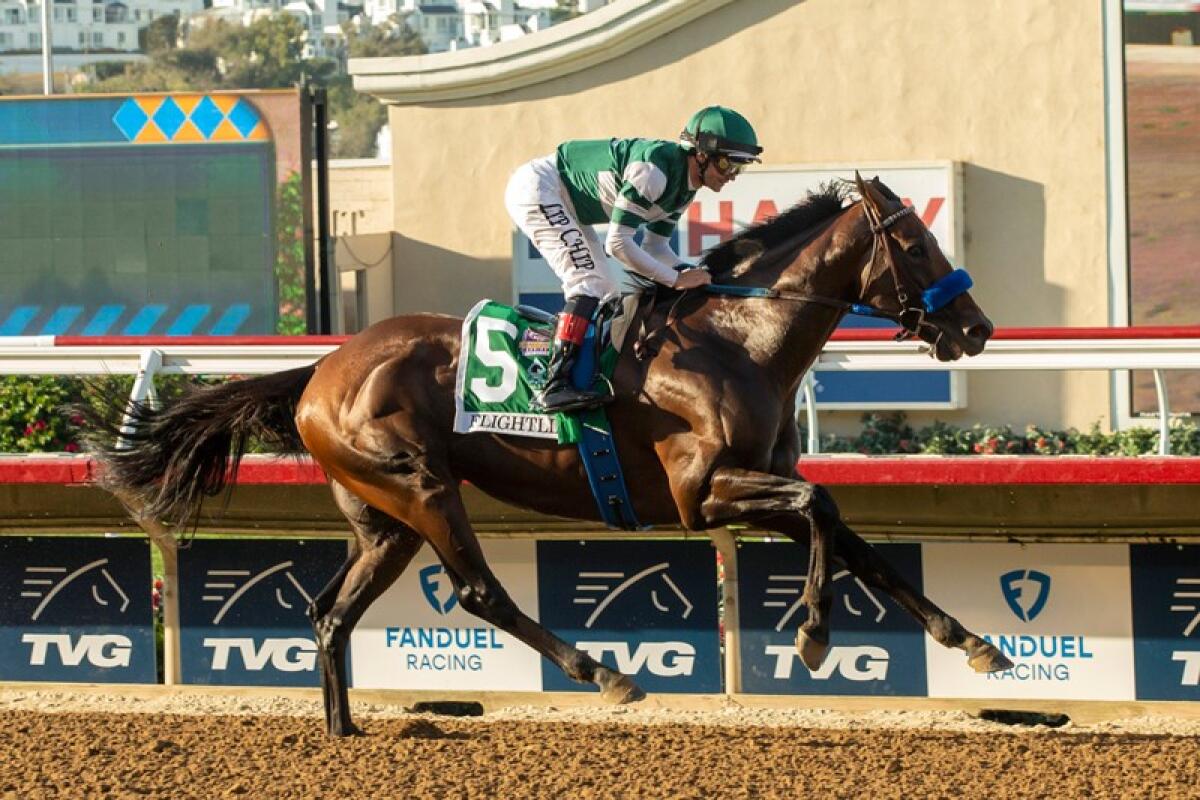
[328,14,427,158]
[140,14,180,54]
[550,0,582,24]
[342,14,427,59]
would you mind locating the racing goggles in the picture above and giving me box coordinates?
[712,153,754,176]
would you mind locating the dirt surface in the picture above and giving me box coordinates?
[0,694,1197,799]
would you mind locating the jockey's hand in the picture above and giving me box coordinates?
[673,268,712,290]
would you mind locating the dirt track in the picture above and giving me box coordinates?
[1,708,1196,800]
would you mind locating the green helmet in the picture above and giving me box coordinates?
[679,106,762,162]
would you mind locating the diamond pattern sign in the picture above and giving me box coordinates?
[112,95,268,143]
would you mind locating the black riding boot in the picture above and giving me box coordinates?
[532,297,611,414]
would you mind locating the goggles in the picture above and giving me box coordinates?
[711,153,754,176]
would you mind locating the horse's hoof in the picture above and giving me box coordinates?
[796,628,830,671]
[328,721,364,738]
[968,642,1014,674]
[595,667,645,705]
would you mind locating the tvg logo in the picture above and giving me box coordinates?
[203,638,317,672]
[23,634,133,668]
[576,641,696,677]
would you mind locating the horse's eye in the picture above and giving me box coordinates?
[905,243,927,259]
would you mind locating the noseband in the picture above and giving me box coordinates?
[704,201,973,343]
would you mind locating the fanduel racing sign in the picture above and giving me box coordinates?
[178,539,346,687]
[1130,544,1200,701]
[349,540,542,691]
[0,536,155,683]
[737,541,927,696]
[922,543,1135,700]
[537,540,721,694]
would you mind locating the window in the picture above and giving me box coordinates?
[29,32,40,48]
[0,33,12,48]
[93,7,102,21]
[66,7,76,22]
[117,31,125,46]
[77,31,84,45]
[91,31,102,46]
[4,9,20,24]
[1122,4,1200,413]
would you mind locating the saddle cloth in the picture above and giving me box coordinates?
[452,299,625,445]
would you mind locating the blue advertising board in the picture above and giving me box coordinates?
[1130,544,1200,701]
[536,540,721,693]
[737,541,927,695]
[0,536,155,683]
[178,539,347,686]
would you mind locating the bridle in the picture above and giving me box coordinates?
[703,200,973,343]
[631,198,974,360]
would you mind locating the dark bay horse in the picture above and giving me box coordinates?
[87,174,1012,736]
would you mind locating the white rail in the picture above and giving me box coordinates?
[1,334,1198,455]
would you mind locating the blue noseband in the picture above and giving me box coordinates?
[921,268,973,313]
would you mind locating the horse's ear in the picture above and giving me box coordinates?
[853,170,869,200]
[854,171,882,223]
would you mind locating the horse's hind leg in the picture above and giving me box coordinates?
[387,481,644,705]
[311,480,424,736]
[830,521,1012,673]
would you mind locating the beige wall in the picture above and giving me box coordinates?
[376,0,1114,431]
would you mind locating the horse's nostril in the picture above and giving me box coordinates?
[966,322,993,342]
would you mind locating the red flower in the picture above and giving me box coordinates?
[22,425,34,437]
[64,442,80,453]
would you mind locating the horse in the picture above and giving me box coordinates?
[83,173,1011,737]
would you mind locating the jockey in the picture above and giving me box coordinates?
[505,105,763,413]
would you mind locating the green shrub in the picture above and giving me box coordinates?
[804,412,1200,456]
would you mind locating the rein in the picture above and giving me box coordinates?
[704,205,972,341]
[631,201,973,359]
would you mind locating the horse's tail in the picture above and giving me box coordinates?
[80,365,316,527]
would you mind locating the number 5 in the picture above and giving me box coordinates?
[470,316,519,403]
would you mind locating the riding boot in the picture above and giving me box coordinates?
[532,297,611,414]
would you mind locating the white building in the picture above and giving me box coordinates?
[361,0,549,53]
[201,0,355,59]
[0,0,202,53]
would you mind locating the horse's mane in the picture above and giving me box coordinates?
[700,181,854,279]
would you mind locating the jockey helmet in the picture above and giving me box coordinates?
[679,106,762,163]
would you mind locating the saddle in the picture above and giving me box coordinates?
[453,296,647,530]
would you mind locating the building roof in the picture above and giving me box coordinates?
[350,0,732,104]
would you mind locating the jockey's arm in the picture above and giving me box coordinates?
[605,222,682,286]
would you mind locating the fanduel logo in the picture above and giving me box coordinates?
[764,645,889,681]
[419,564,458,615]
[576,641,695,677]
[23,634,132,668]
[203,637,317,672]
[1173,651,1200,686]
[1000,569,1052,622]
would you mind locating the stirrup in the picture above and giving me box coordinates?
[533,387,612,414]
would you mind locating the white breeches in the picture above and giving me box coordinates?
[504,155,619,301]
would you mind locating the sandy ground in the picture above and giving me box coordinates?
[0,688,1197,799]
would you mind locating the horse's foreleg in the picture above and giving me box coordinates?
[830,520,1013,673]
[315,482,424,737]
[410,485,645,705]
[699,468,838,670]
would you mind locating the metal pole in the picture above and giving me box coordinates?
[40,0,53,94]
[709,529,741,695]
[1153,368,1171,456]
[313,86,334,334]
